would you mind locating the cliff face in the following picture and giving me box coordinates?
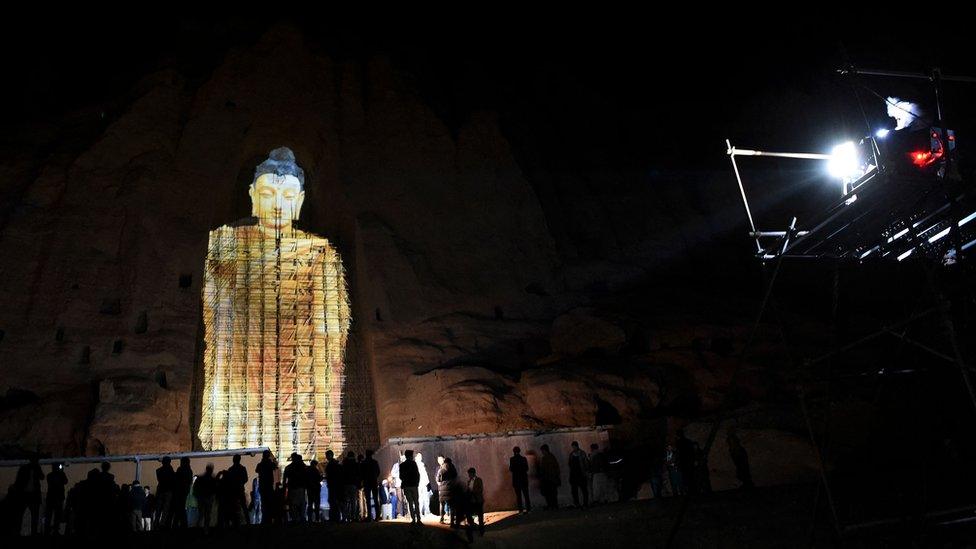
[0,25,812,486]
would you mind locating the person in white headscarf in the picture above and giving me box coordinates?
[416,452,432,516]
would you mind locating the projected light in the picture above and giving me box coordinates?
[827,141,861,181]
[198,148,351,461]
[875,128,890,139]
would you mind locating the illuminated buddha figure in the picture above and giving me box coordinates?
[198,147,350,460]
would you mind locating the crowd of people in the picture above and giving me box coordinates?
[1,434,752,538]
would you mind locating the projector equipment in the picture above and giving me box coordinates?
[669,66,976,548]
[727,67,974,264]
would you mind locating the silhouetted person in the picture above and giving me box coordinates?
[538,444,561,510]
[356,454,367,520]
[446,459,465,529]
[568,441,590,508]
[728,431,753,489]
[305,460,323,522]
[272,482,286,524]
[193,463,217,533]
[118,483,132,532]
[588,443,605,503]
[399,450,422,524]
[362,450,381,521]
[434,456,457,525]
[509,447,531,513]
[695,443,712,493]
[129,479,146,531]
[342,451,360,521]
[74,468,101,535]
[283,453,308,523]
[465,467,485,538]
[390,454,406,518]
[665,443,683,496]
[255,450,277,524]
[173,457,193,528]
[649,446,665,499]
[676,430,698,494]
[143,486,154,531]
[97,461,119,530]
[225,454,248,525]
[218,469,244,527]
[13,456,43,535]
[45,463,67,535]
[324,450,344,522]
[155,456,176,528]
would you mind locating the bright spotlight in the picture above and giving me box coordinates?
[827,141,861,181]
[875,128,890,139]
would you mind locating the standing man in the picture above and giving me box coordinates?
[45,463,68,535]
[465,467,485,537]
[728,431,754,489]
[155,456,175,528]
[305,460,323,522]
[283,453,308,523]
[399,450,422,524]
[509,446,531,513]
[390,454,406,518]
[568,441,590,509]
[226,454,249,525]
[538,444,561,510]
[664,442,683,496]
[676,430,698,495]
[193,464,217,533]
[362,450,381,521]
[14,456,43,535]
[324,450,345,522]
[172,457,193,528]
[341,451,360,521]
[588,443,605,504]
[255,450,278,524]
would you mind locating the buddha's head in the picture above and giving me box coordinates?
[249,147,305,232]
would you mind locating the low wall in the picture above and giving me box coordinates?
[0,448,268,510]
[377,426,612,512]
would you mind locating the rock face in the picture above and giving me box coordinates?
[0,23,813,488]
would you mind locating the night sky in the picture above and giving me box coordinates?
[2,13,974,251]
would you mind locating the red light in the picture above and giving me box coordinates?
[910,148,942,168]
[911,151,931,165]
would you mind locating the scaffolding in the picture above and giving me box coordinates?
[197,222,350,461]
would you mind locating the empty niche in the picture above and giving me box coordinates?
[99,298,121,315]
[55,327,65,342]
[79,346,91,364]
[112,340,124,354]
[153,368,168,389]
[179,274,193,289]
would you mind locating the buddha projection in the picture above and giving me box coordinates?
[198,147,350,460]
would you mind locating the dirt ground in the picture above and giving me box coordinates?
[7,484,976,548]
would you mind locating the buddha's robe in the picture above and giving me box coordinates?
[198,222,350,459]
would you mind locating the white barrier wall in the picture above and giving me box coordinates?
[377,427,612,512]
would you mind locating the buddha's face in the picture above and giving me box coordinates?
[249,173,305,231]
